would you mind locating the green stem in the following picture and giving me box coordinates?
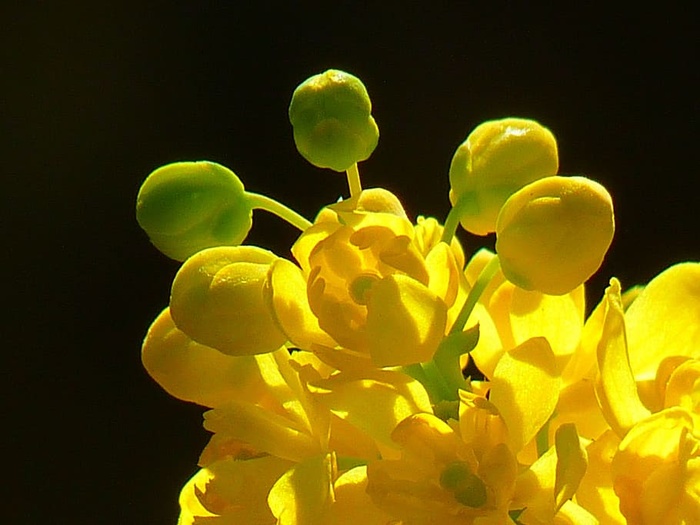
[246,192,313,231]
[345,163,362,198]
[421,360,457,401]
[449,254,501,335]
[401,364,444,404]
[440,192,475,244]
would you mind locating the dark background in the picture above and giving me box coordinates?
[5,3,697,523]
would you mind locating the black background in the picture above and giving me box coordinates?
[5,3,697,523]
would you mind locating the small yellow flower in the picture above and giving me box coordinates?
[366,412,518,524]
[269,205,457,368]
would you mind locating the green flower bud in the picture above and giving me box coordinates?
[449,118,558,236]
[289,69,379,172]
[495,176,615,295]
[136,161,253,261]
[169,246,287,356]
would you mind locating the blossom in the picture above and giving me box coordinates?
[135,68,698,524]
[267,201,460,368]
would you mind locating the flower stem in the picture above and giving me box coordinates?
[246,192,313,231]
[440,192,475,244]
[346,163,363,198]
[449,254,501,335]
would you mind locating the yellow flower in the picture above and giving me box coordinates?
[366,392,592,524]
[366,412,518,524]
[268,202,460,368]
[574,263,700,523]
[135,70,699,524]
[177,455,294,525]
[611,408,700,525]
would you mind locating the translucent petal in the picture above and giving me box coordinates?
[576,429,625,524]
[625,262,700,380]
[141,308,266,407]
[594,279,651,437]
[178,456,293,525]
[458,390,509,460]
[203,402,322,463]
[509,285,585,374]
[425,242,462,308]
[513,446,557,523]
[308,369,432,449]
[665,359,700,428]
[268,453,335,525]
[553,424,588,511]
[266,258,337,350]
[489,337,561,453]
[552,500,598,525]
[366,274,447,366]
[611,407,694,522]
[290,221,340,275]
[326,466,397,525]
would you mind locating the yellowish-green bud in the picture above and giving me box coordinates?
[136,161,253,261]
[289,69,379,172]
[169,246,287,356]
[495,175,615,295]
[449,118,558,235]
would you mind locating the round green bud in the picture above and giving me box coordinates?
[169,246,288,356]
[449,118,559,236]
[136,161,253,261]
[496,176,615,295]
[289,69,379,172]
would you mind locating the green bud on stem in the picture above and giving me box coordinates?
[136,161,253,261]
[449,118,558,236]
[289,69,379,172]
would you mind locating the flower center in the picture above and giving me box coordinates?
[439,461,488,508]
[348,273,380,305]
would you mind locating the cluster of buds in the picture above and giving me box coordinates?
[137,70,699,524]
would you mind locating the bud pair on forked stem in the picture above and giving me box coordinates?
[137,70,615,359]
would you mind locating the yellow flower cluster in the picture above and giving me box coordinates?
[137,70,699,524]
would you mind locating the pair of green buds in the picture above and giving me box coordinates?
[136,70,377,261]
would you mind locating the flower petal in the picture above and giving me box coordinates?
[309,369,432,448]
[141,308,266,407]
[625,262,700,380]
[594,279,651,437]
[366,274,447,366]
[490,336,561,453]
[554,423,588,512]
[266,258,337,350]
[178,456,293,524]
[204,402,322,463]
[268,453,335,525]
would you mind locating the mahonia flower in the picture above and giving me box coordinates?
[135,68,698,524]
[267,197,467,369]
